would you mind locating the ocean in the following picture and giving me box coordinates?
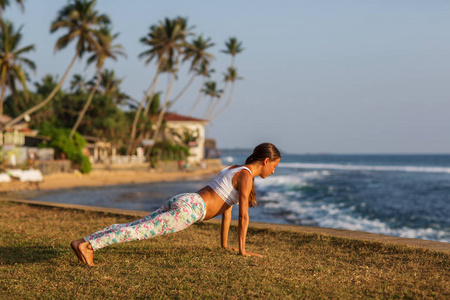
[27,153,450,243]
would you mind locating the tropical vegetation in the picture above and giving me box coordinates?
[0,0,245,172]
[0,19,35,116]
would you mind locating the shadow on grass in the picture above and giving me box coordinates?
[110,244,215,257]
[0,245,61,265]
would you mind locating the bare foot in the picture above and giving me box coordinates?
[71,239,96,266]
[71,239,86,263]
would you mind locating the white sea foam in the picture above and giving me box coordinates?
[251,165,449,242]
[255,170,330,192]
[278,162,450,174]
[223,156,234,164]
[256,191,450,243]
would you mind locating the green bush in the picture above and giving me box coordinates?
[39,123,92,174]
[153,141,189,161]
[78,154,92,174]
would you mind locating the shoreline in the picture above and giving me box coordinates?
[1,197,449,253]
[1,165,448,252]
[0,165,223,193]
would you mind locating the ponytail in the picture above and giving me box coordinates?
[245,143,281,208]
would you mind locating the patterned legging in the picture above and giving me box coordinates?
[83,193,206,251]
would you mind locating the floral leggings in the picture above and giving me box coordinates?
[83,193,206,251]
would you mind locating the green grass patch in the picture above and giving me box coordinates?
[0,201,449,299]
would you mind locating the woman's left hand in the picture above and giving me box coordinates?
[241,251,263,257]
[225,247,263,257]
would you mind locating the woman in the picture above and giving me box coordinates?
[71,143,281,266]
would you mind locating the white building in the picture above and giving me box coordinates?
[161,113,209,162]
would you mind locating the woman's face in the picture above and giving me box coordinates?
[260,157,281,179]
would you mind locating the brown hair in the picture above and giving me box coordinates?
[245,143,281,207]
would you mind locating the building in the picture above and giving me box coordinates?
[82,135,116,164]
[161,113,209,162]
[0,115,64,173]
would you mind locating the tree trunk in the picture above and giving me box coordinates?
[151,74,176,141]
[211,82,235,121]
[187,77,206,116]
[4,52,79,129]
[0,77,6,116]
[142,89,157,117]
[168,72,196,108]
[202,96,215,119]
[206,80,229,119]
[69,67,102,139]
[148,57,180,157]
[126,67,161,155]
[205,56,236,120]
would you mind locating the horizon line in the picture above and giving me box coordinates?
[219,149,450,156]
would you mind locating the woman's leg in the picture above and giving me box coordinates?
[83,206,166,237]
[83,193,206,251]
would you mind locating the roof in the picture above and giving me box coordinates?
[0,114,12,124]
[0,114,30,131]
[162,113,209,123]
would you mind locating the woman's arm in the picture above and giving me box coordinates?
[221,206,232,248]
[238,188,249,255]
[237,171,262,257]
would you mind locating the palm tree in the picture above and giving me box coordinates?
[206,37,244,119]
[128,16,191,155]
[187,63,214,116]
[0,0,24,9]
[201,81,222,119]
[4,0,110,129]
[221,37,244,67]
[69,26,125,138]
[127,21,166,155]
[168,35,214,108]
[97,68,130,105]
[0,19,35,116]
[35,74,59,95]
[210,67,243,120]
[0,0,25,19]
[70,74,88,94]
[149,17,193,148]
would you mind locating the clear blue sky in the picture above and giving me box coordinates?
[4,0,450,154]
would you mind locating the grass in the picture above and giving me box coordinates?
[0,201,449,299]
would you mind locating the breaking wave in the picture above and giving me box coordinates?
[279,162,450,174]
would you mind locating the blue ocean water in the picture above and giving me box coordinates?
[27,153,450,243]
[223,153,450,243]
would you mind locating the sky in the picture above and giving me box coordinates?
[4,0,450,154]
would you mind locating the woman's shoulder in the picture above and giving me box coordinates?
[228,164,241,169]
[230,165,252,180]
[228,164,249,170]
[228,165,251,173]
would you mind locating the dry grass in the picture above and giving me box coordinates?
[0,201,449,299]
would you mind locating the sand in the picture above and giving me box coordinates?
[0,166,223,193]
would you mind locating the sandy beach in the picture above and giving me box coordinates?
[0,165,223,193]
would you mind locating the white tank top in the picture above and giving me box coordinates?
[207,166,252,206]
